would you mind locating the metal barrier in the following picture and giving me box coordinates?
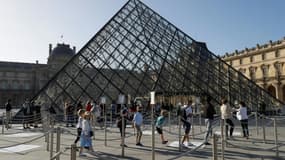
[274,118,279,157]
[121,115,125,157]
[212,134,218,160]
[70,144,77,160]
[2,113,4,134]
[220,119,225,160]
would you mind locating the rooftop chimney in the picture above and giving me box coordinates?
[49,44,52,56]
[73,46,76,54]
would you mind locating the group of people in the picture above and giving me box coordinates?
[153,96,250,148]
[22,100,41,129]
[72,96,251,156]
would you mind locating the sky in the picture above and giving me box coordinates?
[0,0,284,64]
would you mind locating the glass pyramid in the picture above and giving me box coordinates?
[32,0,282,114]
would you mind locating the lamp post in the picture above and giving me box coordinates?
[150,91,156,160]
[118,94,126,157]
[101,96,107,146]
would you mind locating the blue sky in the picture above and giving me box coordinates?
[0,0,284,63]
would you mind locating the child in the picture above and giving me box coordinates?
[74,109,85,144]
[133,106,143,146]
[79,111,94,156]
[156,110,168,144]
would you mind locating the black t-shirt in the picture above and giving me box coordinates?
[67,105,75,114]
[5,103,11,111]
[205,103,216,120]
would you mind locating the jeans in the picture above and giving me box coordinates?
[240,119,249,137]
[204,119,213,142]
[224,119,234,137]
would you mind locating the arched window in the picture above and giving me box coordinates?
[268,85,276,98]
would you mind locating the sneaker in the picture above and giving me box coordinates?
[120,144,128,147]
[162,141,168,144]
[136,143,143,146]
[79,153,86,157]
[187,142,194,146]
[204,142,211,145]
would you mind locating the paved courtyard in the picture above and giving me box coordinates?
[0,116,284,160]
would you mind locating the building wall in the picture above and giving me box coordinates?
[0,62,50,107]
[0,43,75,108]
[222,38,285,102]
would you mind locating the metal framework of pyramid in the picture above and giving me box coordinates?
[32,0,282,113]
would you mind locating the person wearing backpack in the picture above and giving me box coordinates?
[181,100,193,147]
[202,96,216,145]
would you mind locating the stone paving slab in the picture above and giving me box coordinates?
[0,123,284,160]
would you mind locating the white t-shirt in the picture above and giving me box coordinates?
[82,119,91,136]
[76,117,83,129]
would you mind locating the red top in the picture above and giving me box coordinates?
[86,103,92,112]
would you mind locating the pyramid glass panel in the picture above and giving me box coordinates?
[32,0,282,114]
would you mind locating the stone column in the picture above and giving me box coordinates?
[276,83,283,101]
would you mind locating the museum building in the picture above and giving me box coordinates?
[0,43,75,107]
[222,37,285,102]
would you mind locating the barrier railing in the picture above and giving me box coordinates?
[3,107,284,160]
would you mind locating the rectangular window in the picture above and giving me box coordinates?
[275,50,280,57]
[262,53,266,60]
[239,58,243,65]
[250,56,254,62]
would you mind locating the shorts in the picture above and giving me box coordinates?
[135,124,142,134]
[184,122,191,134]
[156,127,163,134]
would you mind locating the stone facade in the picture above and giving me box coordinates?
[222,37,285,102]
[0,43,75,107]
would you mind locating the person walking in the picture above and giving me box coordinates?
[156,110,168,144]
[202,96,216,145]
[117,107,130,147]
[79,111,94,156]
[133,106,143,146]
[5,99,12,129]
[22,99,31,129]
[220,98,235,139]
[65,102,75,127]
[181,100,193,147]
[236,101,249,139]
